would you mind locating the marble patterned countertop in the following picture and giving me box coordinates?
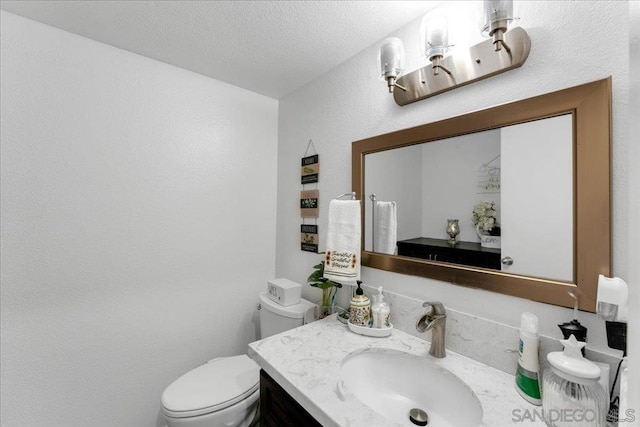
[248,314,545,427]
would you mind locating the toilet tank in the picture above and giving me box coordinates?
[258,292,316,339]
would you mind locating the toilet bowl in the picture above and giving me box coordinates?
[161,291,316,427]
[161,355,259,427]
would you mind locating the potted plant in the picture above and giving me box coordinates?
[307,255,342,318]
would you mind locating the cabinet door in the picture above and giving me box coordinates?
[260,370,322,427]
[500,114,573,280]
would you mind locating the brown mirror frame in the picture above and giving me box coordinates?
[352,78,611,312]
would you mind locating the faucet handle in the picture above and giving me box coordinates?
[422,301,446,315]
[416,301,446,333]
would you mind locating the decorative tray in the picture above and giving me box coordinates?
[347,321,393,337]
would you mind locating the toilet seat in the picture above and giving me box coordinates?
[161,355,259,419]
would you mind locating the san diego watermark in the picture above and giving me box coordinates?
[512,408,636,423]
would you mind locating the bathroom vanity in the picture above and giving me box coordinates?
[248,314,545,427]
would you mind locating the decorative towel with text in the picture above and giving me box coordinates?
[323,200,361,285]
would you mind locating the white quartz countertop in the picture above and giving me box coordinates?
[248,314,545,427]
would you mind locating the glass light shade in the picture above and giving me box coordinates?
[378,38,405,79]
[420,10,450,61]
[482,0,513,35]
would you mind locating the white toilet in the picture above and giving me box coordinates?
[160,292,316,427]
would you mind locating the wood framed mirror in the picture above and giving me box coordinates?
[352,78,611,312]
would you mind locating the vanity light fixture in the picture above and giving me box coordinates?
[379,0,530,106]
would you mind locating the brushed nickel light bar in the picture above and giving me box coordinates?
[379,0,531,107]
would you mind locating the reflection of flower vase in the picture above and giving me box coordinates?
[481,235,501,249]
[476,223,501,249]
[446,219,460,245]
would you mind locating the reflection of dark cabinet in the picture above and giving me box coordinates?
[260,369,322,427]
[396,237,501,270]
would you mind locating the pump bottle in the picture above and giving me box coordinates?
[371,286,390,328]
[349,281,371,327]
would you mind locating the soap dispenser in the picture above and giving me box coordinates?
[371,286,390,328]
[349,281,371,327]
[542,335,608,427]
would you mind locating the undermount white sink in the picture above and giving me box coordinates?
[338,348,483,427]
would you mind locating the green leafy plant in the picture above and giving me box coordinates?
[307,255,342,318]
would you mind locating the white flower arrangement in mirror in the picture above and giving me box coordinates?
[472,201,498,234]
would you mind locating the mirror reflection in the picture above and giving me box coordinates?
[364,114,573,282]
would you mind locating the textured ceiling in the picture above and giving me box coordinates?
[0,0,442,99]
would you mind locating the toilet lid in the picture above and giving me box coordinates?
[161,355,259,418]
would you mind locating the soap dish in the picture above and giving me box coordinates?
[347,321,393,337]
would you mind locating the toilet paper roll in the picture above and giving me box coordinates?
[596,275,628,322]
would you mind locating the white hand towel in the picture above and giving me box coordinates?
[323,200,361,285]
[374,201,397,255]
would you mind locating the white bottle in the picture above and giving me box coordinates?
[371,286,390,328]
[515,312,542,405]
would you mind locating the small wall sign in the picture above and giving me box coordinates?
[300,190,319,218]
[477,155,501,194]
[301,224,318,252]
[301,154,319,184]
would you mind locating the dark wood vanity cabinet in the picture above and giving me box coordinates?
[396,237,501,270]
[259,369,322,427]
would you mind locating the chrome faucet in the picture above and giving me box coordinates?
[416,302,447,358]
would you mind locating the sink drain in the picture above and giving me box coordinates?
[409,408,429,426]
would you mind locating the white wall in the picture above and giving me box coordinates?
[627,0,640,417]
[277,0,633,368]
[421,130,500,242]
[364,145,422,249]
[0,11,278,427]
